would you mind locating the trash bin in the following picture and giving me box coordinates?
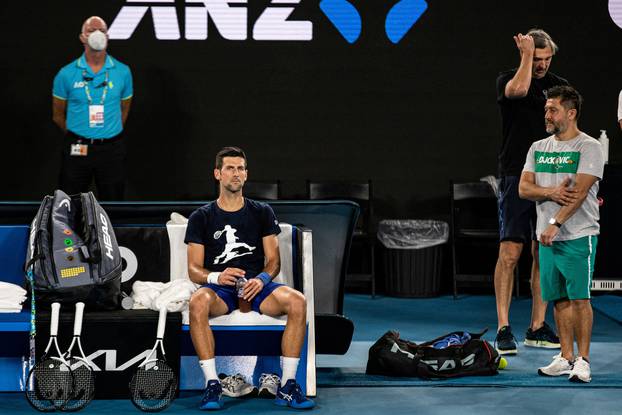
[377,220,448,297]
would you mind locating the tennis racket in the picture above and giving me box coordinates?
[25,302,75,412]
[129,307,178,412]
[62,302,95,411]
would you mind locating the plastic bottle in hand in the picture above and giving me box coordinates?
[236,277,251,313]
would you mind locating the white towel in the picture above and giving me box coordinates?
[0,282,28,311]
[131,279,198,314]
[168,212,188,225]
[0,281,27,293]
[0,306,22,313]
[0,299,26,308]
[0,282,27,301]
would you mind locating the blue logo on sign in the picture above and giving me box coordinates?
[319,0,362,44]
[385,0,428,44]
[319,0,428,44]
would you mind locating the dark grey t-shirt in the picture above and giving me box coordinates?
[523,132,604,241]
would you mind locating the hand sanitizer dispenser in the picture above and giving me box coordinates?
[599,130,609,164]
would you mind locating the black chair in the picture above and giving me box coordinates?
[307,180,376,297]
[242,180,280,200]
[450,181,519,298]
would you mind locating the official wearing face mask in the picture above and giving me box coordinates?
[52,16,133,200]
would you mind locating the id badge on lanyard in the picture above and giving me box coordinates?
[84,70,108,128]
[89,105,104,128]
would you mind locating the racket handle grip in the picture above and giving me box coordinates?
[50,302,61,336]
[74,302,85,336]
[157,306,168,339]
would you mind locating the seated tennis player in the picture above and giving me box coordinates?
[185,146,315,410]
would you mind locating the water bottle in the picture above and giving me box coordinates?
[236,277,251,313]
[236,277,248,297]
[599,130,609,164]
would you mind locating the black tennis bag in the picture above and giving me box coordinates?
[25,190,122,310]
[366,329,500,379]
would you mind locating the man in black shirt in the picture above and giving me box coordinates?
[185,147,314,410]
[494,29,568,355]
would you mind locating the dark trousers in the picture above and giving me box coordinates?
[59,133,126,201]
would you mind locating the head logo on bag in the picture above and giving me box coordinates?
[25,190,122,310]
[420,354,475,371]
[100,213,114,261]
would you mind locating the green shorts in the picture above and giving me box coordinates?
[539,235,597,302]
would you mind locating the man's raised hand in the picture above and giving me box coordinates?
[514,33,535,55]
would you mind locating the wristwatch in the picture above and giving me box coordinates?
[548,218,562,228]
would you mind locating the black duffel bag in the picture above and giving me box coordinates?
[25,189,122,310]
[366,329,500,379]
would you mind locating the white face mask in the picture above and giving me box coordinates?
[87,30,107,51]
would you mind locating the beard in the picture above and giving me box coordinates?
[546,121,564,135]
[546,125,559,134]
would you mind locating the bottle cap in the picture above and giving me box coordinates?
[121,292,134,310]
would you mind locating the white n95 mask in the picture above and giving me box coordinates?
[87,30,107,51]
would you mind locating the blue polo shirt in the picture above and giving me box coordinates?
[53,54,133,139]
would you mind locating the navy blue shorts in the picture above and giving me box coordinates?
[497,176,536,243]
[201,279,284,314]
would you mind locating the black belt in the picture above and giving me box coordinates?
[67,131,123,145]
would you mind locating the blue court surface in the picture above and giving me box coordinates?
[1,294,621,414]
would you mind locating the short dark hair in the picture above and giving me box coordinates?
[546,85,583,120]
[527,29,558,54]
[215,146,247,170]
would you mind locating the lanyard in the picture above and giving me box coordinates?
[83,70,109,105]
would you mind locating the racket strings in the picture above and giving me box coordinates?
[26,359,74,411]
[62,357,95,411]
[130,360,177,412]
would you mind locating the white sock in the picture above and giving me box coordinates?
[199,359,218,386]
[281,357,300,386]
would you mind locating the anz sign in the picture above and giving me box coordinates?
[108,0,429,44]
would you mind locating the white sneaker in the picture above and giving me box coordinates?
[219,373,256,397]
[569,357,591,383]
[537,354,573,377]
[258,373,280,398]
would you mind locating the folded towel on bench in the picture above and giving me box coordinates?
[0,282,27,312]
